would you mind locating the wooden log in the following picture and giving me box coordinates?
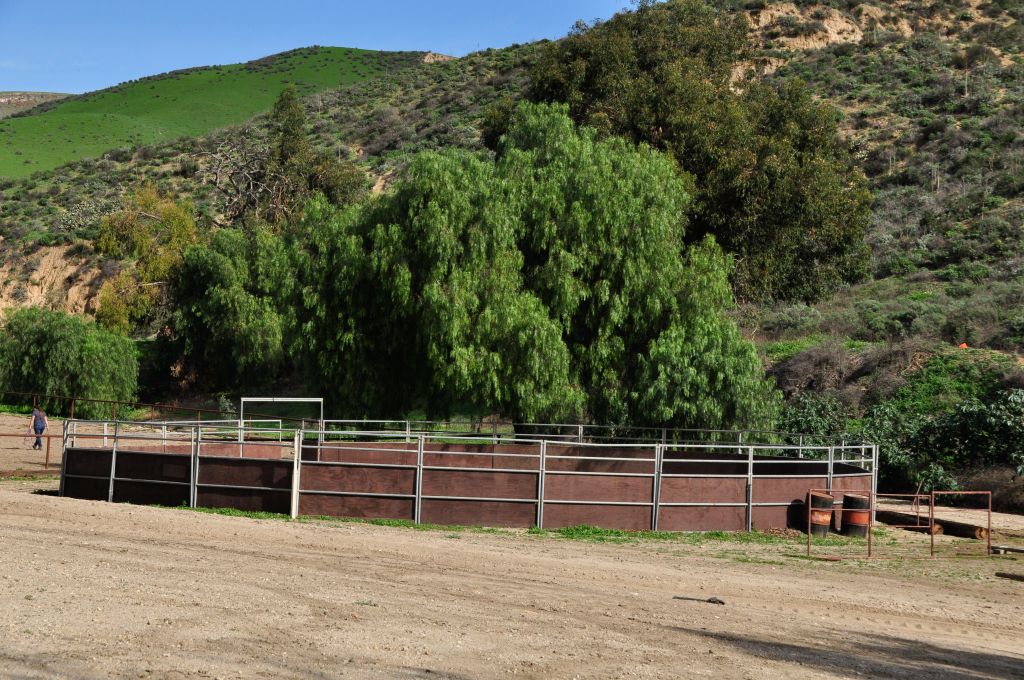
[876,509,990,540]
[935,516,989,541]
[875,510,942,535]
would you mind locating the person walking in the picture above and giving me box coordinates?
[28,406,48,450]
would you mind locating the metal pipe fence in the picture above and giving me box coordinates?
[57,422,877,533]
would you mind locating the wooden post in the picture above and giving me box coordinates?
[45,437,51,470]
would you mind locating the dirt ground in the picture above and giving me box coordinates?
[1,480,1022,679]
[0,412,66,473]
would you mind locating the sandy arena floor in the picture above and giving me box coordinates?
[1,479,1022,679]
[0,412,64,474]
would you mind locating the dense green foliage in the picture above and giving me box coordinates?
[0,308,138,418]
[777,347,1024,490]
[526,0,872,303]
[293,104,779,426]
[253,86,369,223]
[94,186,201,334]
[0,47,423,179]
[171,229,292,388]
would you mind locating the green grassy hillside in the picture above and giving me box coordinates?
[0,47,424,179]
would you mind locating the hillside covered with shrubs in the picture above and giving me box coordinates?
[0,0,1021,505]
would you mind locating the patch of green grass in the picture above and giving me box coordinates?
[0,473,59,481]
[0,47,422,179]
[177,506,290,521]
[159,509,875,551]
[527,525,682,543]
[762,334,825,362]
[0,402,33,415]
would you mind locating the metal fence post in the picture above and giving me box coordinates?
[798,434,804,459]
[405,420,411,444]
[190,427,198,508]
[745,445,754,532]
[536,440,547,529]
[290,430,301,519]
[929,491,936,558]
[827,446,835,491]
[59,420,70,497]
[871,444,879,525]
[577,424,583,444]
[414,434,425,524]
[652,444,663,531]
[103,422,108,448]
[107,421,120,503]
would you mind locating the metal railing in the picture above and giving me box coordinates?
[59,421,878,531]
[321,419,866,448]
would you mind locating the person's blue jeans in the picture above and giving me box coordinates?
[33,427,44,449]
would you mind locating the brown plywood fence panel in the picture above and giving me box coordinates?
[544,504,652,531]
[198,443,288,459]
[113,480,189,507]
[832,475,872,493]
[422,452,539,471]
[115,450,190,484]
[197,458,291,489]
[64,448,111,477]
[301,464,415,495]
[659,476,746,504]
[298,494,413,520]
[196,487,290,514]
[62,476,109,501]
[659,506,745,531]
[421,469,538,500]
[314,444,416,466]
[420,499,536,528]
[752,477,828,504]
[751,505,796,530]
[544,473,652,503]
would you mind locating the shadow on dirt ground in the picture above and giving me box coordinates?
[668,627,1023,679]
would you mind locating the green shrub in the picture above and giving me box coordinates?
[780,392,849,443]
[0,308,138,418]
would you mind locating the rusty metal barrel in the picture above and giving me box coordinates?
[808,491,834,538]
[842,493,870,538]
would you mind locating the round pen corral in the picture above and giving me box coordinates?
[57,417,878,533]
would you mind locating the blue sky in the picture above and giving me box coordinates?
[0,1,632,94]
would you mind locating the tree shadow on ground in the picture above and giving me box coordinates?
[666,626,1024,679]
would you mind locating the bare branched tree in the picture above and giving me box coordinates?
[192,127,295,224]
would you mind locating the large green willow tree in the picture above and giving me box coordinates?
[0,308,137,418]
[295,103,780,427]
[523,0,872,303]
